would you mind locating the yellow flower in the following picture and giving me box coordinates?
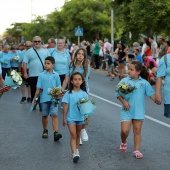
[122,85,128,89]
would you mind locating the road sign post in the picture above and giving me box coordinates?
[75,26,84,46]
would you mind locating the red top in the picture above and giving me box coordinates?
[166,46,170,54]
[145,47,151,56]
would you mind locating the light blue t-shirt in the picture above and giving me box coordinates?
[62,90,88,121]
[48,48,55,56]
[23,47,50,77]
[157,55,170,104]
[19,49,29,69]
[52,49,71,75]
[66,64,90,93]
[116,76,155,120]
[135,54,143,63]
[0,62,2,74]
[9,50,21,68]
[36,70,61,103]
[0,52,11,68]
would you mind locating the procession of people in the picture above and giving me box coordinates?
[0,35,170,163]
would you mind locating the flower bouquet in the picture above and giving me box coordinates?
[29,89,43,114]
[14,56,20,61]
[116,83,136,94]
[77,98,96,116]
[4,70,22,87]
[49,87,67,107]
[0,86,11,99]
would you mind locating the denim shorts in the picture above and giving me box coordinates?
[108,64,114,72]
[41,101,58,116]
[164,104,170,118]
[67,120,85,125]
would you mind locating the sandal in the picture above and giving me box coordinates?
[133,150,143,159]
[120,142,127,152]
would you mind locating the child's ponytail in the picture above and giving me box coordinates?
[140,65,149,81]
[131,60,149,81]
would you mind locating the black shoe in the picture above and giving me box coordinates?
[54,132,62,141]
[20,97,27,104]
[27,97,31,103]
[42,129,48,138]
[33,105,36,110]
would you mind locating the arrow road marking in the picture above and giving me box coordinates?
[89,93,170,129]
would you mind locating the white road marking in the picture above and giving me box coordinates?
[90,93,170,129]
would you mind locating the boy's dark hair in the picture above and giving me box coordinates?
[106,50,110,54]
[131,60,149,81]
[68,72,87,93]
[45,56,55,64]
[142,53,147,58]
[149,36,154,40]
[134,49,139,52]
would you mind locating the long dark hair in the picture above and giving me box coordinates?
[70,48,88,77]
[131,60,149,81]
[149,61,155,69]
[68,72,87,93]
[145,38,151,48]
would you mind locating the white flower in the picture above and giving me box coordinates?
[11,70,16,76]
[14,56,20,60]
[14,76,19,82]
[12,75,16,79]
[18,80,22,85]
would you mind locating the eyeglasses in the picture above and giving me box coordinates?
[34,41,41,43]
[26,46,31,48]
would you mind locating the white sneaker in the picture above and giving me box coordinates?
[81,129,88,141]
[76,149,80,157]
[73,151,80,163]
[80,137,83,145]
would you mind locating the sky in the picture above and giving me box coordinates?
[0,0,65,35]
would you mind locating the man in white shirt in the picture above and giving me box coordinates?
[141,38,147,56]
[103,38,113,70]
[149,36,157,61]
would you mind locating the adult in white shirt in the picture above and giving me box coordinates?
[149,36,158,61]
[141,38,147,56]
[103,38,113,70]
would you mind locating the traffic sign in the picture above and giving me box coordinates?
[75,27,84,36]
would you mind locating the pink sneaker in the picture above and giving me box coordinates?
[120,142,127,152]
[133,150,143,159]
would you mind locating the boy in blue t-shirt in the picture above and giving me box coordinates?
[33,56,62,141]
[134,49,143,63]
[102,50,115,80]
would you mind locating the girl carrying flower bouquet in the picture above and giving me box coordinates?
[62,48,90,144]
[62,72,88,163]
[116,60,158,159]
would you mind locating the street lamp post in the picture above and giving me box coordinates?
[111,8,114,55]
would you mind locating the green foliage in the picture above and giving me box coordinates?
[4,0,170,44]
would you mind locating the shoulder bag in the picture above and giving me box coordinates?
[33,47,45,70]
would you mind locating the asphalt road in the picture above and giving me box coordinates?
[0,69,170,170]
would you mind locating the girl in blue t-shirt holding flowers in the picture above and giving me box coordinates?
[62,72,88,163]
[116,60,157,159]
[62,48,90,144]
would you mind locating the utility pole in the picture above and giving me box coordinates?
[31,0,33,22]
[111,8,114,54]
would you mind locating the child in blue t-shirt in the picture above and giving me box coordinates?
[33,56,62,141]
[116,60,157,159]
[102,50,115,80]
[62,72,88,163]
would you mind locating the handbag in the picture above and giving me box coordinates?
[99,48,104,57]
[33,48,45,70]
